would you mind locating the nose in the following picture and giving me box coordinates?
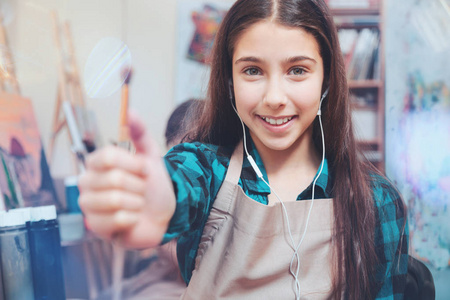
[262,78,287,110]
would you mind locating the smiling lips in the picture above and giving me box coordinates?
[259,115,294,126]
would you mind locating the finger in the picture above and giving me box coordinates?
[79,168,147,194]
[85,145,147,176]
[78,190,145,213]
[128,110,161,158]
[84,210,140,239]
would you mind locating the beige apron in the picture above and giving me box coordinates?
[181,143,335,300]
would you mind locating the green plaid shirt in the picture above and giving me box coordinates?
[163,140,408,299]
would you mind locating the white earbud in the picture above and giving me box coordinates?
[317,87,329,116]
[229,80,264,178]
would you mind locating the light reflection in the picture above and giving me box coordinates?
[83,37,132,99]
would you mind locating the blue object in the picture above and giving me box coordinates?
[65,176,81,213]
[28,206,66,300]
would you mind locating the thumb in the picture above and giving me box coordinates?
[128,110,160,157]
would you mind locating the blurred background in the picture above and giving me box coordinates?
[0,0,448,299]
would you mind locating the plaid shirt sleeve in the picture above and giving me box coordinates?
[372,176,409,300]
[162,142,231,242]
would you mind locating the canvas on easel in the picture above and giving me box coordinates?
[0,92,61,210]
[0,13,61,210]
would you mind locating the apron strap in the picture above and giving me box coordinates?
[211,141,243,212]
[225,141,243,185]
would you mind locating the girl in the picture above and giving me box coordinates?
[79,0,409,299]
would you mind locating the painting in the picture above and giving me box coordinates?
[186,4,227,64]
[385,0,450,269]
[0,92,61,210]
[175,0,234,104]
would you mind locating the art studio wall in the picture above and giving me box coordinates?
[3,0,179,177]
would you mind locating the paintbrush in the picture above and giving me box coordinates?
[111,66,133,300]
[8,161,24,207]
[117,67,133,149]
[62,101,87,173]
[0,152,18,209]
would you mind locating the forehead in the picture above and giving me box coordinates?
[232,21,322,62]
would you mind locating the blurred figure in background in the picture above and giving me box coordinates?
[165,99,203,148]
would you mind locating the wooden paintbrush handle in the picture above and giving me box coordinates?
[119,84,129,142]
[118,67,132,143]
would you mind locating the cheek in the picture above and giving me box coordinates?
[289,84,322,110]
[234,82,262,113]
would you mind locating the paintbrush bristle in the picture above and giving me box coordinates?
[122,67,133,84]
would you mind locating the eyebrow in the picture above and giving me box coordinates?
[234,55,317,65]
[286,56,317,64]
[234,56,261,64]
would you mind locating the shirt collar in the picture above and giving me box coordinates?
[240,136,331,199]
[240,137,271,194]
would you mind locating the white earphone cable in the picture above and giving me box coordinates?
[230,82,327,300]
[290,113,326,299]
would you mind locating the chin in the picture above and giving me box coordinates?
[259,137,296,152]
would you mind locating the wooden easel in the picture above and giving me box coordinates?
[0,15,27,209]
[48,11,95,171]
[0,14,20,94]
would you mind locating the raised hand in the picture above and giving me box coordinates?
[78,111,176,248]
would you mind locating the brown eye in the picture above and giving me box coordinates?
[244,68,261,76]
[290,67,305,76]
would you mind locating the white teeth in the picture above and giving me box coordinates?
[261,116,293,125]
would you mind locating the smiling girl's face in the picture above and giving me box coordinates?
[232,21,324,156]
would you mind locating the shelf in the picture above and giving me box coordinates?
[348,80,382,89]
[351,103,377,111]
[333,9,380,29]
[336,23,380,30]
[357,139,380,147]
[332,0,385,170]
[362,150,383,162]
[331,8,380,16]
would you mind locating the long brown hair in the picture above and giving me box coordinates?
[187,0,387,298]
